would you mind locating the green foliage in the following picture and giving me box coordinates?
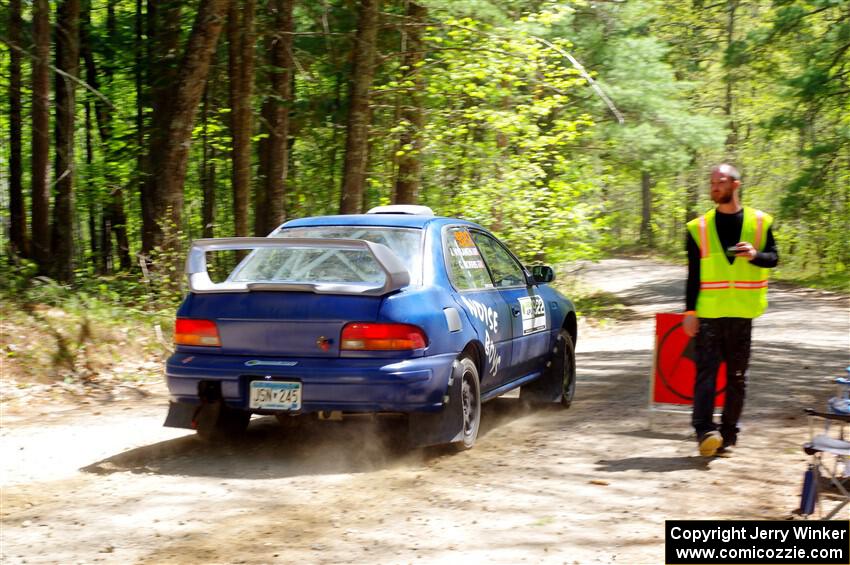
[564,3,726,251]
[0,270,172,386]
[752,0,850,279]
[403,11,606,262]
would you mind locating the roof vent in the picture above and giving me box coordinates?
[366,205,435,216]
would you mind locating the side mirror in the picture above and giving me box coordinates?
[530,265,554,284]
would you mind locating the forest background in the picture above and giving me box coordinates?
[0,0,848,387]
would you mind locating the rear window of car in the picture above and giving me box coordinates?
[229,226,423,286]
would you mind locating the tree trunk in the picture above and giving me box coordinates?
[326,72,343,213]
[339,0,379,214]
[723,0,738,157]
[640,170,653,247]
[201,85,216,239]
[106,1,131,270]
[101,216,114,274]
[80,1,108,140]
[145,0,230,254]
[135,0,147,253]
[227,0,255,238]
[31,0,51,272]
[51,0,81,283]
[392,1,426,205]
[141,0,182,254]
[256,121,268,234]
[8,0,28,257]
[321,1,342,214]
[685,152,700,221]
[81,0,105,271]
[256,0,293,235]
[202,158,218,239]
[84,100,103,272]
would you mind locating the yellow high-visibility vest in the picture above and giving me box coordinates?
[686,206,773,319]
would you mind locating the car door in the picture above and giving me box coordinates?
[443,226,512,392]
[471,230,550,383]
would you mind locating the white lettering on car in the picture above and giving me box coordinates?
[484,331,500,377]
[460,295,501,377]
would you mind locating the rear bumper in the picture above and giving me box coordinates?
[165,351,456,414]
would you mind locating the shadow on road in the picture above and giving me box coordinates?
[595,455,710,473]
[615,429,693,441]
[80,398,532,480]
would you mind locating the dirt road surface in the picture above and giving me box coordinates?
[2,258,848,564]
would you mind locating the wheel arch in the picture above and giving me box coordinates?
[460,339,485,378]
[562,310,577,347]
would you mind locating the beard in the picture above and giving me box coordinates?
[712,190,733,204]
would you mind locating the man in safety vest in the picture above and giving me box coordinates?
[683,163,779,457]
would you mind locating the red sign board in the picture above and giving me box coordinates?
[653,313,726,407]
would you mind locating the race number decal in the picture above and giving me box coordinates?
[453,230,475,248]
[518,296,547,335]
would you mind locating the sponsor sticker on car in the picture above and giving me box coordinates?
[518,296,547,335]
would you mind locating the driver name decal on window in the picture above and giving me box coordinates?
[459,295,501,377]
[450,245,486,270]
[459,259,486,269]
[446,228,492,290]
[518,296,547,335]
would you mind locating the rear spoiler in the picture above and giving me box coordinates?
[186,237,410,296]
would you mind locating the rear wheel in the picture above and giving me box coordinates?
[454,356,481,450]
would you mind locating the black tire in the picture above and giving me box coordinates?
[453,356,481,451]
[520,329,576,408]
[558,331,577,408]
[195,403,251,442]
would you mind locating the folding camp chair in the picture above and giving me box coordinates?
[798,376,850,520]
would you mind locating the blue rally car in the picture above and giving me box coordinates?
[164,205,577,449]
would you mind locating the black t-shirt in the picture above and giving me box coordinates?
[685,209,779,311]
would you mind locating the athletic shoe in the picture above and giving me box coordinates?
[698,431,722,457]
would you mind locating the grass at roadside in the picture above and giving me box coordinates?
[551,265,637,326]
[773,270,850,293]
[0,273,176,409]
[566,287,637,325]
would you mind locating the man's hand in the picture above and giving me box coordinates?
[683,313,699,337]
[734,241,757,260]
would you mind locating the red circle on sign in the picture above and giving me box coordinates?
[654,314,726,406]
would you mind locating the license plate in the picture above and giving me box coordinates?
[249,381,302,410]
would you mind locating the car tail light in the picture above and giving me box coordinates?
[174,318,221,347]
[340,323,427,351]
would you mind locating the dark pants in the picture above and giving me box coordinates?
[692,317,752,444]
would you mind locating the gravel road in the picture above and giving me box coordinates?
[2,257,848,564]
